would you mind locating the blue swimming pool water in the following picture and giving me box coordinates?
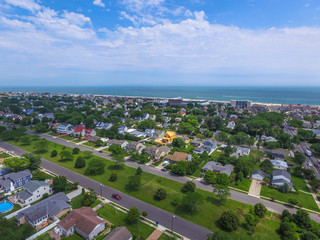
[0,201,13,213]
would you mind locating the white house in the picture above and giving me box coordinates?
[17,180,52,204]
[230,147,250,158]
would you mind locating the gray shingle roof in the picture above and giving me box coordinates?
[103,226,132,240]
[17,192,70,222]
[202,161,234,176]
[251,170,271,179]
[17,189,33,201]
[273,170,291,181]
[23,180,48,193]
[4,169,31,181]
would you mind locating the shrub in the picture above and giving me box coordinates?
[288,198,299,206]
[142,211,148,217]
[136,167,143,175]
[154,188,167,201]
[254,203,267,218]
[181,181,196,194]
[126,206,140,225]
[42,193,49,199]
[74,157,86,168]
[72,147,80,154]
[171,198,180,207]
[109,173,118,182]
[51,150,58,157]
[218,211,240,232]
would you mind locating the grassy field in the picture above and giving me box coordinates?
[82,141,97,148]
[260,179,318,211]
[59,135,75,141]
[97,204,155,239]
[233,178,252,192]
[7,137,281,239]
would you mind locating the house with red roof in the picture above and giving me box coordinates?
[56,207,106,240]
[71,125,96,137]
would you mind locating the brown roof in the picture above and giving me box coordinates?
[104,226,132,240]
[166,152,189,162]
[57,207,105,235]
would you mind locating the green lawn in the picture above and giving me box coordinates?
[6,137,281,240]
[97,204,155,239]
[158,233,173,240]
[233,178,252,192]
[260,184,318,211]
[82,142,97,148]
[59,135,75,141]
[36,233,51,240]
[0,152,10,158]
[70,194,102,209]
[63,233,84,240]
[292,176,310,193]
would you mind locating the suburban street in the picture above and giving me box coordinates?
[2,131,320,223]
[0,141,211,240]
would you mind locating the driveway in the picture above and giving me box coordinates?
[248,179,262,197]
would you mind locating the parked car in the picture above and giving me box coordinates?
[161,168,167,172]
[112,194,122,200]
[99,150,103,153]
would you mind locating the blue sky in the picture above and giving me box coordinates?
[0,0,320,86]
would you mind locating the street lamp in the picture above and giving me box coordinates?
[99,183,103,198]
[171,215,175,235]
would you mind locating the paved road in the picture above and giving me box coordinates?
[20,130,320,221]
[0,141,211,240]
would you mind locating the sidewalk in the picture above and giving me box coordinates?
[146,229,163,240]
[66,187,83,200]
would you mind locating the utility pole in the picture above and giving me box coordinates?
[171,215,175,236]
[99,183,103,198]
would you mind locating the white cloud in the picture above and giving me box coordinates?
[93,0,105,8]
[4,0,41,12]
[1,3,320,85]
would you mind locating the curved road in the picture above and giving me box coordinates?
[0,141,211,240]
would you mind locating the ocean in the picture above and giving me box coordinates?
[1,86,320,106]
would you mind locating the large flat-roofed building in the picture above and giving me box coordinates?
[231,100,252,109]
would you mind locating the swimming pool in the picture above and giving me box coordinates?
[0,201,14,214]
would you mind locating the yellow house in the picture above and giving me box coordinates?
[154,131,176,145]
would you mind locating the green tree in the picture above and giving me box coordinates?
[22,153,41,170]
[206,116,223,131]
[216,173,230,186]
[72,147,80,154]
[136,167,143,175]
[153,188,167,201]
[126,206,141,225]
[85,159,106,175]
[172,138,186,149]
[59,151,73,161]
[20,135,31,145]
[294,151,306,165]
[278,222,297,240]
[213,184,231,202]
[311,143,320,156]
[179,192,202,215]
[300,232,318,240]
[260,159,273,174]
[294,209,311,229]
[52,175,68,192]
[243,213,259,231]
[109,173,117,182]
[74,156,86,168]
[207,232,228,240]
[51,149,58,157]
[254,203,267,218]
[204,170,216,184]
[34,138,49,153]
[4,157,29,172]
[280,182,290,194]
[181,181,196,194]
[109,144,123,155]
[126,175,141,191]
[218,211,240,232]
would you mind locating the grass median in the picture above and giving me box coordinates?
[6,137,281,240]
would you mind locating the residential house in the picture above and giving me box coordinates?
[0,169,32,192]
[16,192,71,227]
[201,161,234,176]
[190,139,203,147]
[271,170,293,190]
[144,129,155,137]
[57,123,74,134]
[261,135,277,142]
[270,160,288,170]
[0,168,11,176]
[126,142,145,154]
[251,170,271,181]
[230,147,251,158]
[103,226,132,240]
[155,131,176,144]
[165,152,192,164]
[202,139,217,154]
[144,146,158,158]
[155,146,171,159]
[226,121,235,130]
[56,207,106,240]
[303,120,312,128]
[71,125,96,137]
[118,125,128,135]
[103,123,113,130]
[17,180,52,204]
[107,140,128,149]
[272,153,285,161]
[193,146,204,154]
[87,136,102,143]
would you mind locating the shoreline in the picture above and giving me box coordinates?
[2,90,312,107]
